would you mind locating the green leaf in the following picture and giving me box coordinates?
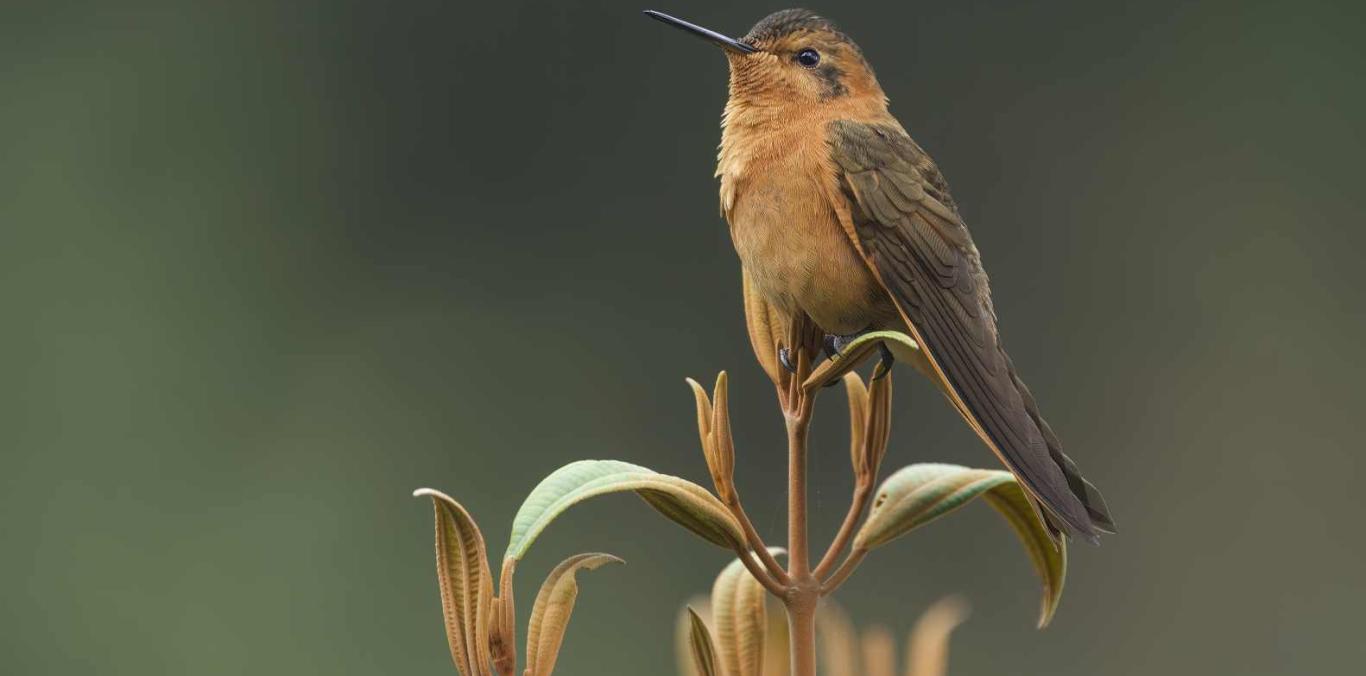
[853,463,1067,627]
[523,552,623,676]
[804,330,919,389]
[504,460,743,562]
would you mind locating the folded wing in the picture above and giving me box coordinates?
[827,120,1114,541]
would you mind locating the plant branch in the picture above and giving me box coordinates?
[726,495,790,584]
[735,547,788,598]
[780,320,823,676]
[787,407,813,579]
[821,546,869,595]
[813,481,873,580]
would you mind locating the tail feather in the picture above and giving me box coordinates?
[1008,358,1116,536]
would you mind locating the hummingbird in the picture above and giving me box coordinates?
[645,9,1115,543]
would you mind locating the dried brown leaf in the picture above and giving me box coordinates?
[708,372,736,502]
[843,373,870,477]
[686,377,713,449]
[712,556,769,676]
[414,488,494,676]
[523,553,623,676]
[490,559,517,676]
[687,607,722,676]
[675,598,714,676]
[864,372,893,479]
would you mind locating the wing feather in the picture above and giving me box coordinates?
[828,120,1114,541]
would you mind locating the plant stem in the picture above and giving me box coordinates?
[786,411,812,578]
[785,582,819,676]
[785,359,818,676]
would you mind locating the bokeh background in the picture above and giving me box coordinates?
[3,1,1363,673]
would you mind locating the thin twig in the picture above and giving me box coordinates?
[727,496,791,584]
[813,482,872,579]
[787,378,814,577]
[821,547,868,595]
[735,547,787,597]
[786,346,819,676]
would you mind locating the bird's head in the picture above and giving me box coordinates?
[645,9,885,114]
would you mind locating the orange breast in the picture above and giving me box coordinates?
[719,126,887,336]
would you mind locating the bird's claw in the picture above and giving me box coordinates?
[823,330,867,361]
[782,334,892,385]
[778,346,840,387]
[870,343,895,381]
[822,334,843,361]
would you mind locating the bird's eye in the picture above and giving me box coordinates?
[795,48,820,68]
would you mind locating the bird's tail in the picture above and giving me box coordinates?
[888,337,1115,541]
[1008,362,1117,537]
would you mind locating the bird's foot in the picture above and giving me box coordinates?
[781,331,892,384]
[823,329,896,381]
[823,332,860,360]
[823,327,885,360]
[871,343,895,381]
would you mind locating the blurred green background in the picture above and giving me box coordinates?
[3,1,1363,673]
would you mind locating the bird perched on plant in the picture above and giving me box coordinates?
[644,8,1115,543]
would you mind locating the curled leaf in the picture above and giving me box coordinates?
[844,373,870,477]
[711,555,770,676]
[853,464,1067,627]
[905,596,970,676]
[686,378,713,451]
[686,606,722,676]
[688,374,737,503]
[523,553,623,676]
[864,370,893,480]
[981,481,1068,627]
[676,599,714,676]
[844,371,893,487]
[413,488,494,676]
[804,330,919,390]
[504,460,744,563]
[708,372,736,502]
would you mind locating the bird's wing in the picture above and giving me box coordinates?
[825,120,1113,541]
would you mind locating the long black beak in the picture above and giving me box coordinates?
[643,10,757,54]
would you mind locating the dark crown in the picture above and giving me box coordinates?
[743,9,854,47]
